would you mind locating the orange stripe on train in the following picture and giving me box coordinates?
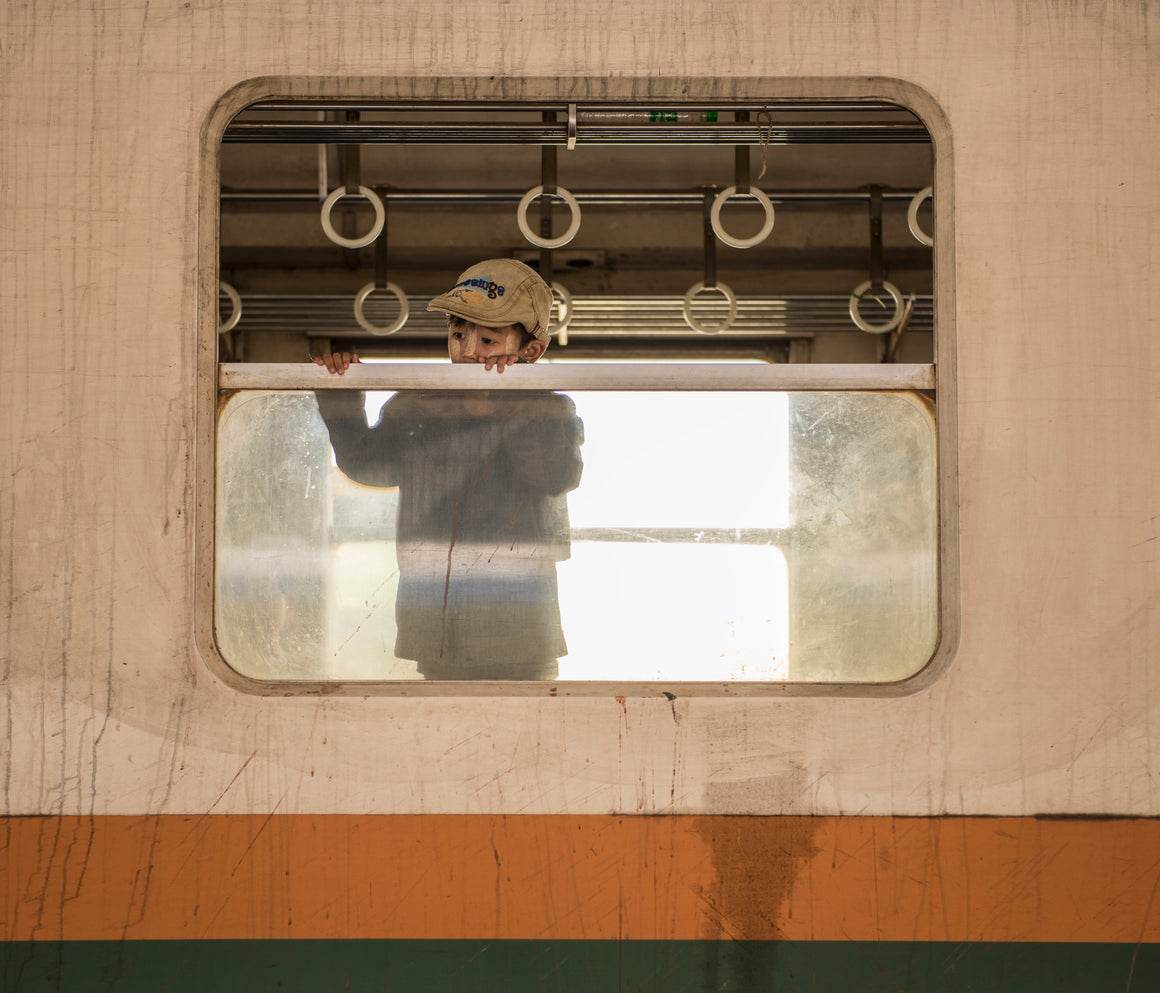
[4,815,1159,943]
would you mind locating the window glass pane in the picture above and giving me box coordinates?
[215,389,935,683]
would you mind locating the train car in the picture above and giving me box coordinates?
[3,2,1158,990]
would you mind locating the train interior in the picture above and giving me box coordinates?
[217,101,935,364]
[210,99,944,689]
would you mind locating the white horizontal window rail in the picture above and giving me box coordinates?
[218,361,936,392]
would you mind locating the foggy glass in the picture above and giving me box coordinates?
[215,389,936,683]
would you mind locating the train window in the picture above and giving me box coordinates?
[200,85,955,692]
[215,380,936,683]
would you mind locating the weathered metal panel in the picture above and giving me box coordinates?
[1,0,1157,827]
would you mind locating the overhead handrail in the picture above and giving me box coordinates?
[225,120,931,146]
[321,185,385,249]
[530,115,574,346]
[218,281,242,334]
[518,140,582,251]
[354,281,408,334]
[517,186,581,248]
[320,117,386,249]
[709,185,776,249]
[226,187,930,206]
[907,185,934,246]
[683,187,738,334]
[551,282,574,345]
[216,292,935,337]
[849,280,905,335]
[709,117,777,250]
[353,191,408,335]
[849,186,905,334]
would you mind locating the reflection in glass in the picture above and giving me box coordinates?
[316,389,582,680]
[215,390,936,683]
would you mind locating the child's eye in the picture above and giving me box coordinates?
[450,331,465,340]
[481,337,496,346]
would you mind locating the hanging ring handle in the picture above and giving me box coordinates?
[516,185,582,248]
[682,281,738,335]
[849,279,905,334]
[321,185,385,249]
[550,281,574,344]
[907,186,933,246]
[709,185,776,249]
[353,281,409,335]
[218,281,242,334]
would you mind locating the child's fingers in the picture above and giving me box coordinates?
[317,351,360,374]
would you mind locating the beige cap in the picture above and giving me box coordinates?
[427,258,553,342]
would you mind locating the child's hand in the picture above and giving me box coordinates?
[312,351,360,374]
[482,353,520,373]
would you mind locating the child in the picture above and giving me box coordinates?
[316,257,551,375]
[314,260,583,680]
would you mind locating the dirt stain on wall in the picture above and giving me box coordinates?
[692,810,822,990]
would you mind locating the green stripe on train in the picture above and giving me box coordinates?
[4,940,1158,992]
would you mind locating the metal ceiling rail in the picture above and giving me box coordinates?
[223,121,930,145]
[220,188,927,206]
[219,294,934,338]
[249,101,914,113]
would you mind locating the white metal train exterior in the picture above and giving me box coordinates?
[3,2,1159,990]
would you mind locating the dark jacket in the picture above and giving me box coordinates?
[317,389,583,679]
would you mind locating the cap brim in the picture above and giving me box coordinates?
[426,297,519,328]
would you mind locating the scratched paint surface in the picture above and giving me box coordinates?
[2,0,1159,825]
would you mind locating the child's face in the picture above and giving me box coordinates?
[447,321,524,364]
